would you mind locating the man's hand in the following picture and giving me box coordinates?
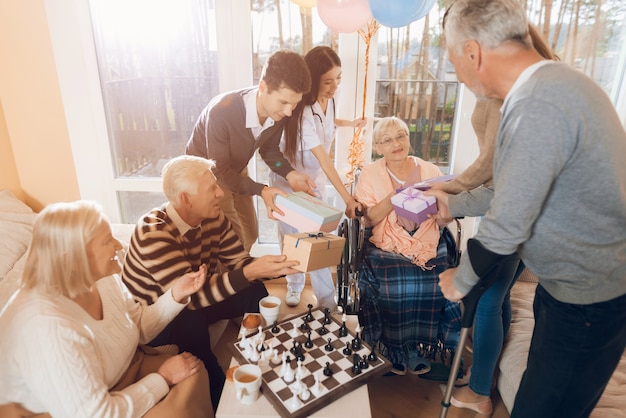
[286,170,317,196]
[171,264,207,303]
[157,352,203,386]
[243,255,300,281]
[261,186,288,220]
[425,188,454,227]
[438,268,465,302]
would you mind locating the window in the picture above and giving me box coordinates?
[89,0,219,222]
[46,0,625,235]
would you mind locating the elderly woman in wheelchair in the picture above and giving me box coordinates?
[353,116,461,376]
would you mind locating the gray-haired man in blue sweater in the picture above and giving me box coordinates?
[437,1,626,417]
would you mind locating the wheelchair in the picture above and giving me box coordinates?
[336,193,463,315]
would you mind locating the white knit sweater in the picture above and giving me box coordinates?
[0,275,186,417]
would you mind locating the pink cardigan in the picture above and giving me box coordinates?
[354,156,443,268]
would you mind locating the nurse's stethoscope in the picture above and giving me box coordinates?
[311,98,336,126]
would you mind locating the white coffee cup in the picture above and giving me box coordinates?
[259,295,281,326]
[233,364,262,405]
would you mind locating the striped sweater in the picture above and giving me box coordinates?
[122,204,256,310]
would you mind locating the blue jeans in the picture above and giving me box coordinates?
[511,285,626,418]
[469,261,524,395]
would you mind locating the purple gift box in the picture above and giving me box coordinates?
[391,187,438,225]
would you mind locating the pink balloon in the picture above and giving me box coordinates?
[317,0,372,33]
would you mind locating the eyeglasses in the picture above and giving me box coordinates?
[377,132,409,146]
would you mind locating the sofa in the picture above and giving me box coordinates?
[497,270,626,417]
[0,189,135,310]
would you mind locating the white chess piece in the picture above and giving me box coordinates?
[239,329,248,349]
[296,359,307,379]
[249,346,260,362]
[271,348,281,365]
[311,372,323,397]
[279,352,288,376]
[288,386,303,410]
[299,387,311,401]
[283,361,295,383]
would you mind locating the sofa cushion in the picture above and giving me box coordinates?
[0,190,36,281]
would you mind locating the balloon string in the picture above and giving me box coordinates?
[347,19,381,184]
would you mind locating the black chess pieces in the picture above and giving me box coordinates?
[367,348,378,362]
[318,322,329,335]
[323,361,333,376]
[305,303,314,322]
[339,321,349,337]
[271,320,280,334]
[324,338,334,352]
[295,342,305,362]
[359,354,369,369]
[342,341,352,356]
[351,332,362,351]
[290,340,298,354]
[304,330,314,349]
[351,354,362,375]
[299,319,310,332]
[323,307,332,324]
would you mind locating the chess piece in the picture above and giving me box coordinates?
[351,329,362,351]
[290,340,298,354]
[299,319,310,332]
[339,321,349,338]
[271,320,280,334]
[342,341,352,356]
[299,387,311,401]
[271,348,281,365]
[296,359,307,379]
[323,361,333,376]
[324,338,334,352]
[305,303,314,322]
[318,322,328,335]
[288,386,303,410]
[352,354,362,375]
[249,346,260,362]
[368,348,378,362]
[279,352,288,376]
[311,372,323,396]
[283,361,295,383]
[238,329,248,349]
[359,354,369,369]
[304,330,313,348]
[295,342,305,362]
[323,307,332,324]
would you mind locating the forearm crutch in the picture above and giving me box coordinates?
[439,239,520,418]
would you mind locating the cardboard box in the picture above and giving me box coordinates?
[274,192,343,233]
[391,187,438,225]
[282,232,346,272]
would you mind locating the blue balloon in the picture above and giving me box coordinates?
[368,0,437,28]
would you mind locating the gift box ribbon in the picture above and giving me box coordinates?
[399,187,433,209]
[295,232,332,249]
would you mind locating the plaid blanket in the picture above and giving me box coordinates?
[358,227,461,365]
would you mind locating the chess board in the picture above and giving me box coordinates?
[229,308,392,418]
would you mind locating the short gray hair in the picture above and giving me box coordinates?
[373,117,409,144]
[162,155,216,205]
[444,0,530,55]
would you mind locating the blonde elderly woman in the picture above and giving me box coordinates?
[354,117,461,376]
[0,201,213,418]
